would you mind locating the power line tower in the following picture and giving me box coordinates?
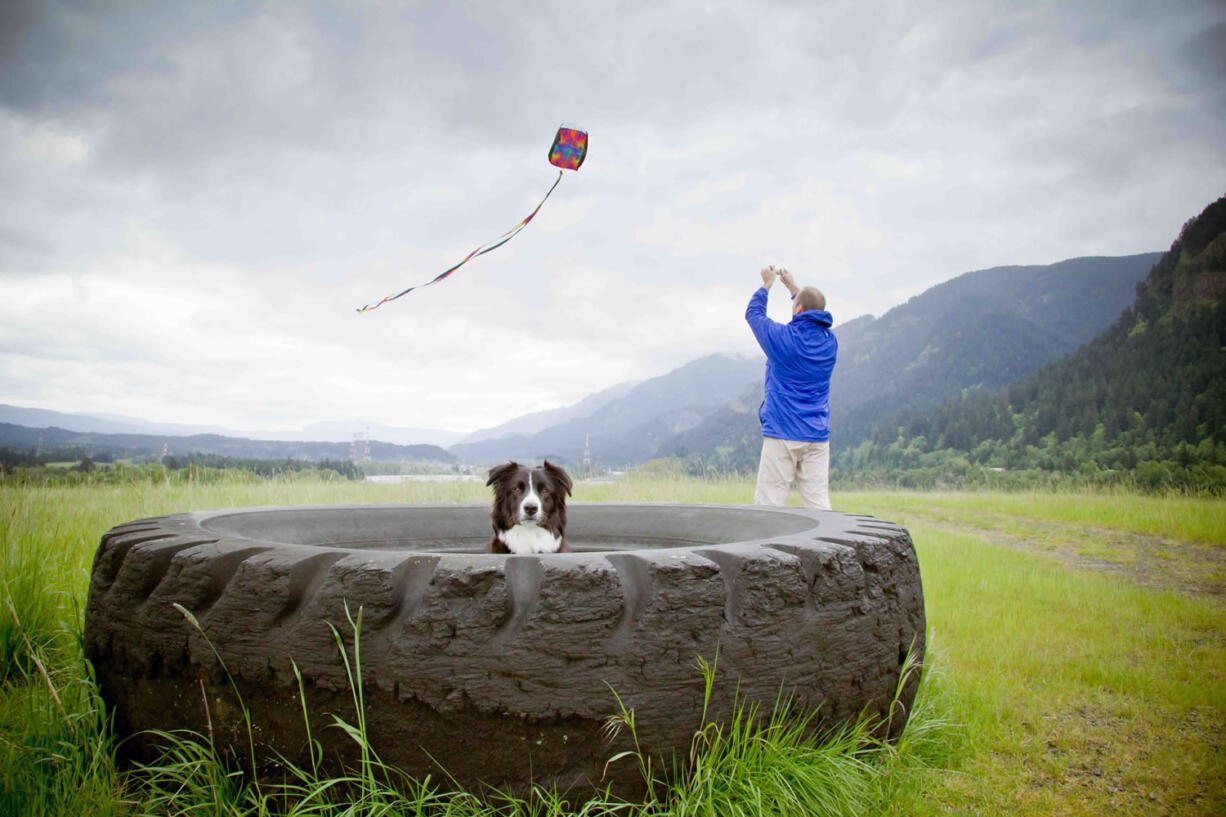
[349,429,371,463]
[582,433,592,475]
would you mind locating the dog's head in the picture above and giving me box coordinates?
[486,460,573,532]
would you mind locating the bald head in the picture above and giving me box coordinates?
[795,286,825,312]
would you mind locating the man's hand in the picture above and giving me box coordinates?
[760,266,777,288]
[778,268,798,296]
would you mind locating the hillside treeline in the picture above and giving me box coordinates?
[0,445,118,468]
[0,450,364,486]
[160,453,363,479]
[837,195,1226,492]
[0,423,455,465]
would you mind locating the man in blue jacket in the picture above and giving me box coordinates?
[745,266,837,510]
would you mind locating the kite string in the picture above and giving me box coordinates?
[356,170,565,313]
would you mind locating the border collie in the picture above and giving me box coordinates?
[486,461,573,554]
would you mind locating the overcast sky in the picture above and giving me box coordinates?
[2,0,1224,435]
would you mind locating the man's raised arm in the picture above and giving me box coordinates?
[745,266,791,359]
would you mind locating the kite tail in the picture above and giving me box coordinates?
[356,170,565,313]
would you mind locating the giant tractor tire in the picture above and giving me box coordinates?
[84,502,925,793]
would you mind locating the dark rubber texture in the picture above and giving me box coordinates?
[84,502,925,794]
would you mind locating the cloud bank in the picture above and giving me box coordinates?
[2,0,1223,432]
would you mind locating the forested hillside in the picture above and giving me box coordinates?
[840,194,1226,490]
[830,253,1161,447]
[0,424,457,465]
[448,355,763,466]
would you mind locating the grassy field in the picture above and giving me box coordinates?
[1,474,1223,815]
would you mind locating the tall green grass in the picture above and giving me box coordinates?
[2,476,1222,815]
[896,522,1225,815]
[126,603,943,817]
[850,488,1226,544]
[1,488,86,680]
[0,606,123,817]
[1,475,952,816]
[2,593,947,817]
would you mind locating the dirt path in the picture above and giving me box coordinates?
[883,506,1225,602]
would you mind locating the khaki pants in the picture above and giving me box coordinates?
[754,437,831,510]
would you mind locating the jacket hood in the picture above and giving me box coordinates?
[791,308,833,328]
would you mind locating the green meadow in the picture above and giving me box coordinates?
[1,474,1223,815]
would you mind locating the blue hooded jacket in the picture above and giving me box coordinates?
[744,287,837,443]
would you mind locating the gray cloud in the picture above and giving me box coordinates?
[1,0,1224,429]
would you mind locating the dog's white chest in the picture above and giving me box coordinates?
[497,524,563,554]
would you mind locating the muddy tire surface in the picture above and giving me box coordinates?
[84,502,925,794]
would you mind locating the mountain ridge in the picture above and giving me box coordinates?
[459,379,641,444]
[0,423,457,464]
[448,354,764,466]
[660,253,1161,472]
[0,404,464,448]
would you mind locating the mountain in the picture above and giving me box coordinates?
[0,423,457,464]
[448,354,765,466]
[0,404,232,437]
[0,404,463,448]
[459,379,640,444]
[830,253,1162,444]
[288,422,464,448]
[843,194,1226,487]
[659,253,1161,472]
[661,381,766,473]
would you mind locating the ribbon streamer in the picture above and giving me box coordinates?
[356,170,565,313]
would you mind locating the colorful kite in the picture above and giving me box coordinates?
[356,124,588,312]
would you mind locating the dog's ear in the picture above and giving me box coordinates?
[486,461,520,487]
[542,460,573,496]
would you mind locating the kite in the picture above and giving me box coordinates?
[356,124,588,312]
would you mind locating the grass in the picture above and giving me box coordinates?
[903,527,1223,813]
[0,609,125,817]
[1,475,1223,815]
[850,488,1226,545]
